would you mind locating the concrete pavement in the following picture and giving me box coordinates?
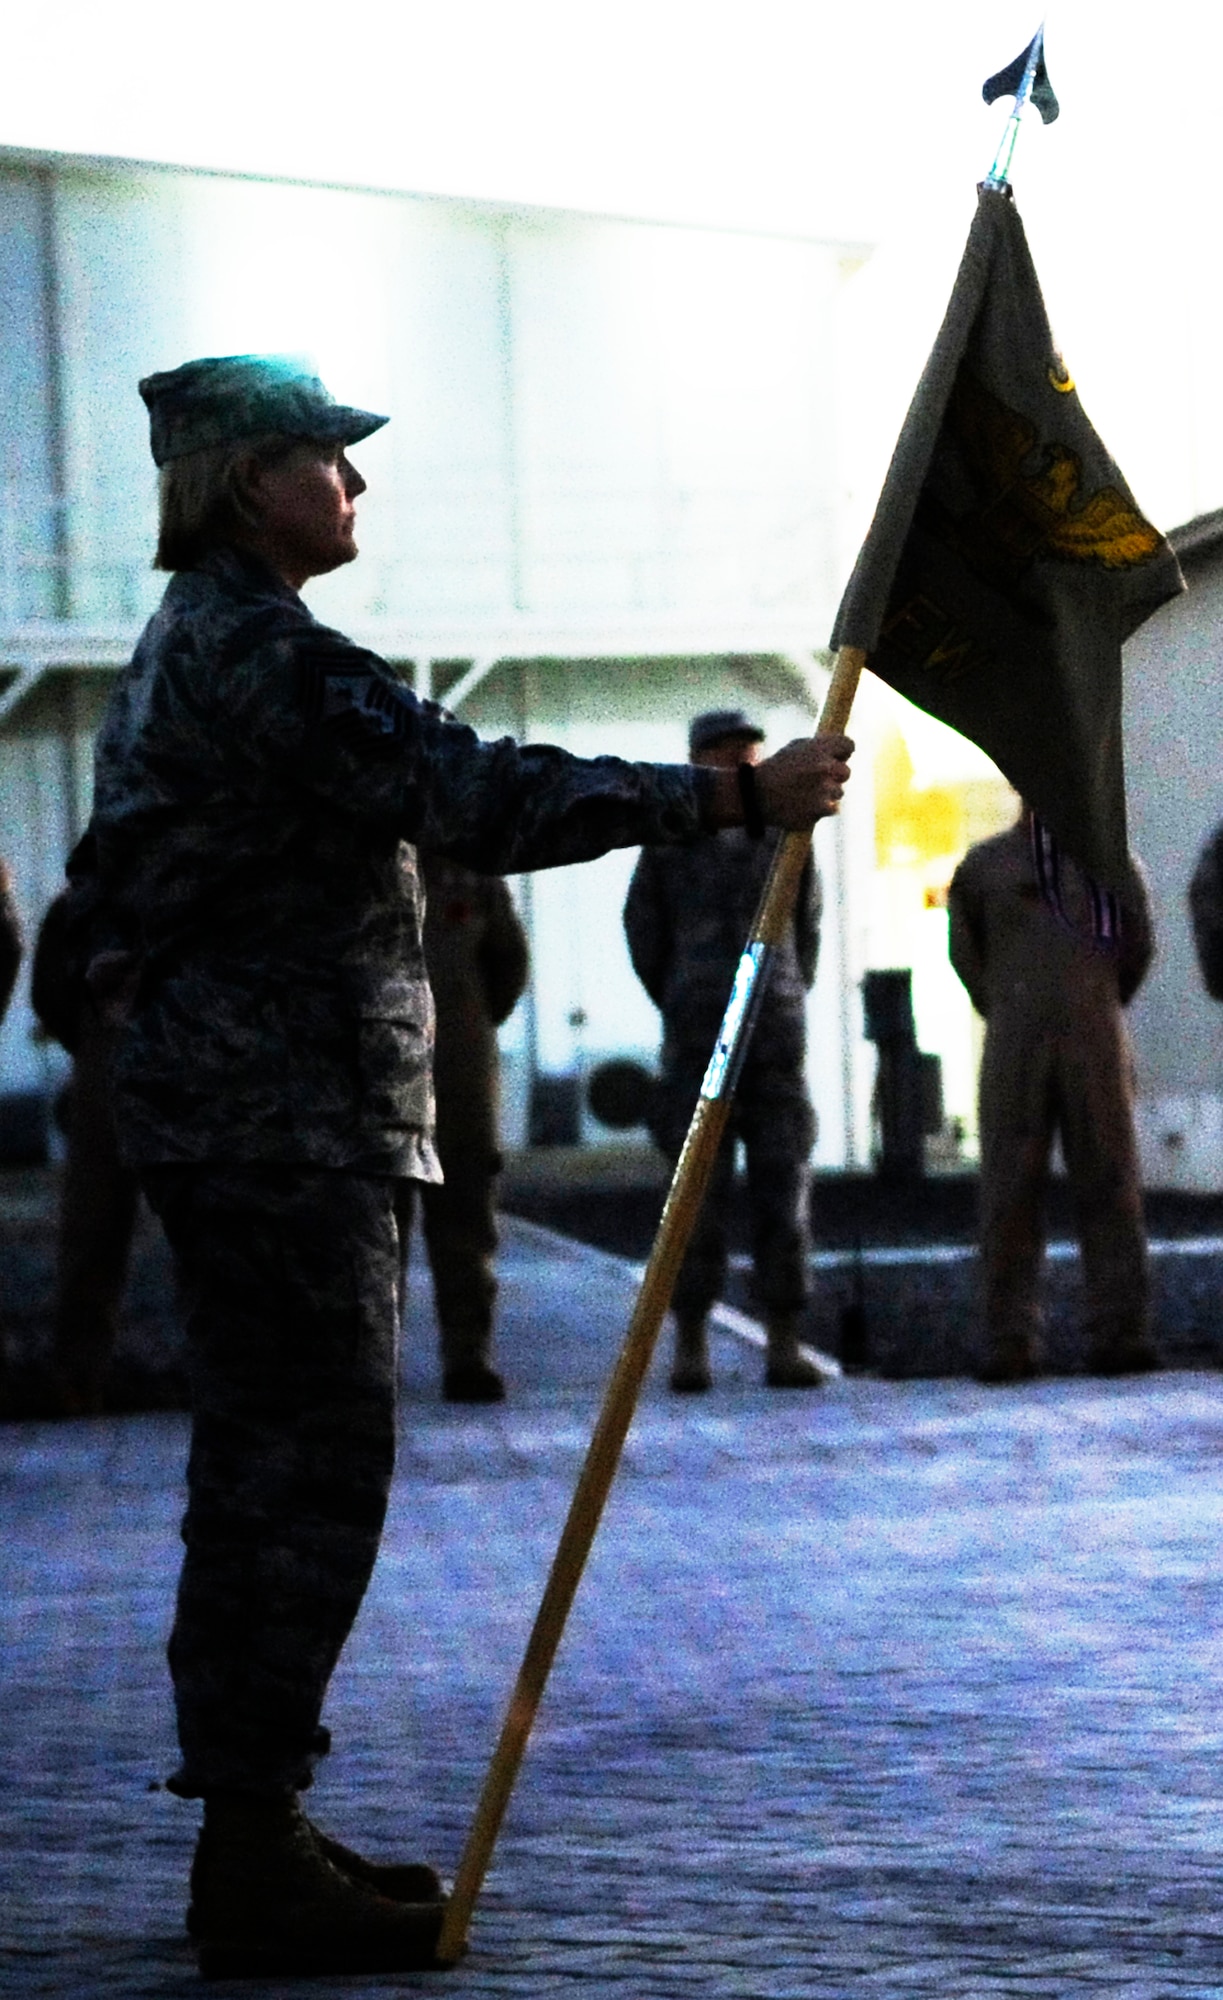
[10,1158,1223,1409]
[5,1220,1223,1995]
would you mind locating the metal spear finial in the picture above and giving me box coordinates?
[981,24,1059,191]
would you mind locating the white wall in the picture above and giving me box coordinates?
[1125,546,1223,1189]
[0,673,106,1099]
[0,170,62,621]
[0,150,860,1142]
[2,154,849,643]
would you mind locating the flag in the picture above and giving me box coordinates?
[830,185,1184,889]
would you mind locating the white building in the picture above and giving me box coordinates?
[1124,511,1223,1189]
[0,143,876,1154]
[5,143,1204,1184]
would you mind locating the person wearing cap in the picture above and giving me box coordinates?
[71,355,853,1976]
[623,709,825,1392]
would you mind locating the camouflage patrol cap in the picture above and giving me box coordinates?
[688,708,765,756]
[138,354,389,467]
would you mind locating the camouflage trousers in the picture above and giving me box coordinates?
[653,1042,815,1319]
[142,1164,403,1799]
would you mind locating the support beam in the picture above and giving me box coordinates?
[440,655,501,711]
[779,647,833,716]
[0,665,40,728]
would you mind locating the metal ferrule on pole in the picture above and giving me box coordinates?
[700,940,774,1101]
[434,644,867,1966]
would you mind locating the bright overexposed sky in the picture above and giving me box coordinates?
[4,0,1220,534]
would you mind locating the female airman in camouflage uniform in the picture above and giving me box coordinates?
[79,354,852,1975]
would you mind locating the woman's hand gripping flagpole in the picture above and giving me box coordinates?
[434,644,866,1967]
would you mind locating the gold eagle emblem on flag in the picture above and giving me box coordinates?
[942,370,1162,585]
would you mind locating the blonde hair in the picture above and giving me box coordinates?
[154,433,301,571]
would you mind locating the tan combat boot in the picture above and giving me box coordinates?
[670,1312,712,1392]
[764,1311,826,1389]
[190,1793,445,1979]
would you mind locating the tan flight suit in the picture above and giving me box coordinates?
[948,820,1154,1377]
[402,854,529,1399]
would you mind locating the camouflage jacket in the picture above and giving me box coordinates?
[623,829,821,1054]
[87,548,713,1174]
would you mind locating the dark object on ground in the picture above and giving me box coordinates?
[528,1074,582,1147]
[587,1058,657,1131]
[839,1302,869,1367]
[839,1239,870,1368]
[861,971,941,1178]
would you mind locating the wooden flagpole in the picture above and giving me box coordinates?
[434,645,867,1966]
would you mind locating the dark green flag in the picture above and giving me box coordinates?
[831,184,1184,889]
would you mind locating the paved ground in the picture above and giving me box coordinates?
[8,1159,1223,1407]
[6,1221,1223,1995]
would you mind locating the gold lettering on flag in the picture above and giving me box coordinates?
[882,595,994,684]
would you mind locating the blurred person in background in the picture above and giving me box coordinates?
[404,853,528,1402]
[624,708,825,1393]
[949,803,1155,1384]
[31,881,141,1416]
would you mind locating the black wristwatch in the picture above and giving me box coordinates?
[737,761,766,840]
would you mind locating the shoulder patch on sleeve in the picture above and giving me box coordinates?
[299,641,419,743]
